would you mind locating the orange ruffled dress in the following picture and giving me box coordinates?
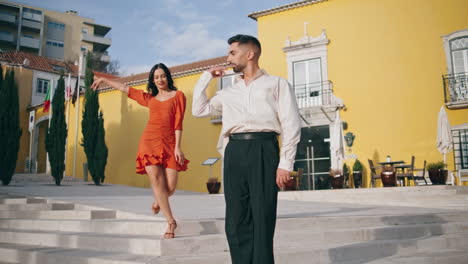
[127,87,189,174]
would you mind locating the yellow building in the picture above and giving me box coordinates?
[10,0,468,192]
[248,0,468,187]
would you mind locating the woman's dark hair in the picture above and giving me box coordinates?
[147,63,177,96]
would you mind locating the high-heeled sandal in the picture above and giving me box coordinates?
[164,220,177,239]
[151,202,160,214]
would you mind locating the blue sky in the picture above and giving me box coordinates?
[18,0,293,76]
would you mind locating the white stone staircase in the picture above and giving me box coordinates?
[0,187,467,264]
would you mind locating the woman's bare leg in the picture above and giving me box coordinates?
[146,165,176,237]
[165,168,178,196]
[153,168,178,211]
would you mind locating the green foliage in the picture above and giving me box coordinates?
[45,74,67,186]
[81,53,108,185]
[352,159,363,172]
[0,67,22,185]
[427,161,446,171]
[342,163,349,174]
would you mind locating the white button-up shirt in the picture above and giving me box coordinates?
[192,69,301,171]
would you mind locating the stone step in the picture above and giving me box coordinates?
[1,211,467,237]
[0,218,223,237]
[341,249,468,264]
[0,198,47,205]
[0,203,75,211]
[0,209,116,220]
[1,222,466,257]
[1,232,467,264]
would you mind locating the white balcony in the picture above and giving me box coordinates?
[0,32,15,43]
[95,52,110,62]
[21,19,42,30]
[20,36,40,49]
[22,11,42,22]
[0,12,17,24]
[82,33,111,47]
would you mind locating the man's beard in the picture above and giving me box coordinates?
[233,64,244,73]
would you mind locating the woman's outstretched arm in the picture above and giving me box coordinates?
[91,76,129,94]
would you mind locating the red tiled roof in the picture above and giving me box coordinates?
[0,51,79,75]
[116,56,228,86]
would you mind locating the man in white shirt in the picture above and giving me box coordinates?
[192,34,301,264]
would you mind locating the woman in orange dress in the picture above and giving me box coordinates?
[91,63,189,238]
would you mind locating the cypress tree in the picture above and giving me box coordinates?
[45,74,67,186]
[0,67,22,185]
[81,53,108,185]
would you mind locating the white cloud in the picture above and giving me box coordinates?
[121,64,153,76]
[150,22,228,62]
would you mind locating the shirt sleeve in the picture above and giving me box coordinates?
[128,87,151,107]
[277,78,302,171]
[192,71,223,117]
[174,92,186,131]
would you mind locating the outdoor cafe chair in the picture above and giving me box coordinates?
[396,156,415,186]
[413,160,429,185]
[368,159,381,188]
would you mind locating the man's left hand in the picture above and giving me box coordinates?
[276,168,291,188]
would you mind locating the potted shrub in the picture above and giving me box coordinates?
[352,159,363,188]
[427,161,448,185]
[206,176,221,194]
[380,165,396,187]
[343,163,350,188]
[329,168,344,189]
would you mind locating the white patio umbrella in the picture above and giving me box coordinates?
[436,106,453,163]
[330,111,346,170]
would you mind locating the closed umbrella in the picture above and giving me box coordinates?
[330,111,345,170]
[436,106,452,163]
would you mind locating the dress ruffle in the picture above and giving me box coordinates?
[135,151,190,174]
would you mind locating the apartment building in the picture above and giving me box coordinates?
[0,0,111,65]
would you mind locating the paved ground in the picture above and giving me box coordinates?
[1,173,465,221]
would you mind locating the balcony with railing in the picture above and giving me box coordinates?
[82,33,111,48]
[0,12,17,24]
[20,36,40,49]
[94,51,110,62]
[294,80,334,109]
[21,18,42,30]
[0,31,15,44]
[443,72,468,109]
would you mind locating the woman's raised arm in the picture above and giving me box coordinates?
[91,76,129,94]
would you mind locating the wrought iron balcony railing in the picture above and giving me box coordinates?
[443,72,468,108]
[294,80,334,109]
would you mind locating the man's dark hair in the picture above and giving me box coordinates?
[228,34,261,53]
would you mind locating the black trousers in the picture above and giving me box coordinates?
[224,132,279,264]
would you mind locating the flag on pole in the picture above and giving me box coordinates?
[43,83,51,113]
[65,73,72,101]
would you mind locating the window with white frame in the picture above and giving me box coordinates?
[82,27,88,34]
[46,40,64,48]
[443,30,468,105]
[450,37,468,74]
[36,78,49,95]
[47,21,65,31]
[293,58,323,108]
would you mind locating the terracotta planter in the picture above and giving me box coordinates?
[353,171,362,188]
[381,171,396,187]
[428,169,448,185]
[330,175,344,189]
[206,182,221,194]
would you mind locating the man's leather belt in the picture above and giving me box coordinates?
[229,132,277,140]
